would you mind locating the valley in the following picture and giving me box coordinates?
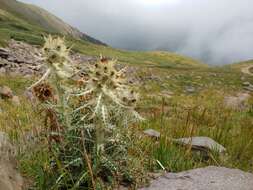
[0,0,253,189]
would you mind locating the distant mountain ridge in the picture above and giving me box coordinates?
[0,0,106,45]
[0,0,207,69]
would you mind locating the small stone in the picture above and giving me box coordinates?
[242,82,251,86]
[0,86,14,99]
[0,67,6,75]
[224,92,250,110]
[173,136,226,154]
[244,86,253,92]
[144,129,160,138]
[185,86,196,93]
[11,96,20,106]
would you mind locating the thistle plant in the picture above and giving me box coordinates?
[29,35,75,129]
[28,36,143,189]
[58,57,144,189]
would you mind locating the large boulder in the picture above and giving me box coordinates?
[140,166,253,190]
[0,132,15,159]
[0,132,23,190]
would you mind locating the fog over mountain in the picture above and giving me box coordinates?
[19,0,253,65]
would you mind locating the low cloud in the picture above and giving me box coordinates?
[20,0,253,64]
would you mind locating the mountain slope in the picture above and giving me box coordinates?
[0,0,206,69]
[0,0,105,45]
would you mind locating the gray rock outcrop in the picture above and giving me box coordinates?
[140,166,253,190]
[0,132,23,190]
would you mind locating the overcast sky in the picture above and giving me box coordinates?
[19,0,253,65]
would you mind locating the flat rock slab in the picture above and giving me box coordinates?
[0,161,24,190]
[143,129,160,138]
[0,132,23,190]
[140,166,253,190]
[173,137,226,153]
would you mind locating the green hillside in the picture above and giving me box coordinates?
[1,1,253,189]
[0,0,105,44]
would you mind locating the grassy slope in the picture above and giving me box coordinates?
[0,0,106,45]
[1,1,253,188]
[1,65,253,189]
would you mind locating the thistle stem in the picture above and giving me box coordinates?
[28,68,51,90]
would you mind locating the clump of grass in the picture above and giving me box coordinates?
[136,89,253,173]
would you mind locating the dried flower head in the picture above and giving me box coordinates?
[33,83,55,102]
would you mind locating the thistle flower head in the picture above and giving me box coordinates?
[33,83,55,102]
[42,35,73,79]
[74,56,144,129]
[85,57,138,107]
[43,35,69,61]
[87,58,123,89]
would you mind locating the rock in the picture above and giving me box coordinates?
[0,132,23,190]
[11,96,21,106]
[0,161,24,190]
[0,67,6,75]
[139,166,253,190]
[144,129,160,138]
[0,40,97,76]
[0,132,15,161]
[0,48,9,59]
[244,86,253,92]
[0,86,14,99]
[242,82,251,86]
[148,172,164,180]
[224,92,250,110]
[185,86,196,93]
[173,137,226,154]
